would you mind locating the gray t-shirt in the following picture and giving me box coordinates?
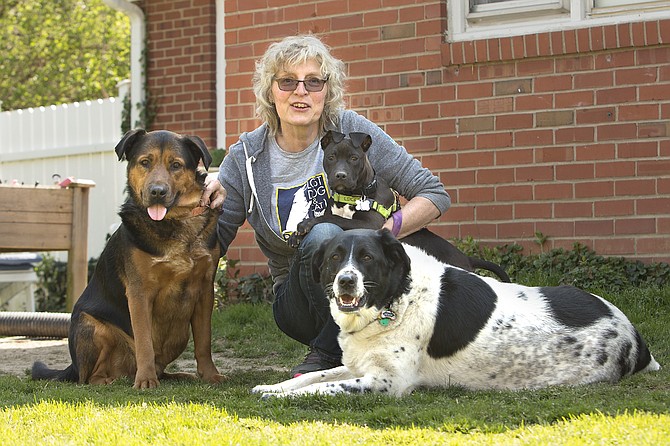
[269,136,329,242]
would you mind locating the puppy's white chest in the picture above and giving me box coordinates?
[331,203,356,219]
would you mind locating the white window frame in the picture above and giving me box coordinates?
[448,0,670,42]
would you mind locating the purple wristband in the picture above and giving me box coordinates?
[391,211,402,237]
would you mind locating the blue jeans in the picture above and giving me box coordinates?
[273,223,343,363]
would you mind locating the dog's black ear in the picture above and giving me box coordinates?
[115,129,147,161]
[378,228,411,291]
[321,130,345,150]
[311,239,329,284]
[183,135,212,170]
[349,132,372,152]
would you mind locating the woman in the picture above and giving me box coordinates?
[209,34,451,376]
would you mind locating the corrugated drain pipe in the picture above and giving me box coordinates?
[0,312,70,338]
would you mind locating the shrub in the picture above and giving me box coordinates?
[34,239,670,312]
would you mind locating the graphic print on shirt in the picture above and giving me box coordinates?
[276,173,329,240]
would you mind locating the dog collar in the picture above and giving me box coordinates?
[331,191,400,219]
[377,309,396,326]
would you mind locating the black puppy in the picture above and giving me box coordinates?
[289,130,510,282]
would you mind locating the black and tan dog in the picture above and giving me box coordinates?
[288,130,510,282]
[32,129,224,389]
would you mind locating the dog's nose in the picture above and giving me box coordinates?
[149,184,168,198]
[335,171,347,180]
[338,272,356,289]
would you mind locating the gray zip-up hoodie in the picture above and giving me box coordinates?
[216,109,451,289]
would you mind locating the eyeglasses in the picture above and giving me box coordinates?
[274,77,328,92]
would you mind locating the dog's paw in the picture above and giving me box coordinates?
[133,376,160,389]
[201,372,227,384]
[287,233,303,248]
[252,384,282,394]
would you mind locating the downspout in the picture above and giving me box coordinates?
[216,0,226,150]
[103,0,146,129]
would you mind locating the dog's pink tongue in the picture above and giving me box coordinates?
[147,204,167,221]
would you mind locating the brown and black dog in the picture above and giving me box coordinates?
[32,129,225,389]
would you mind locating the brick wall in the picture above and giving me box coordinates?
[142,0,670,276]
[141,0,218,147]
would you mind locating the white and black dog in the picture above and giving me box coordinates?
[253,228,660,398]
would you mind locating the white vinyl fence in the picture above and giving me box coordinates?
[0,97,127,259]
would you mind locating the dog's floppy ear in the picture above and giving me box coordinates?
[320,130,345,150]
[349,132,372,152]
[378,228,411,294]
[311,236,334,284]
[115,129,147,161]
[183,135,212,170]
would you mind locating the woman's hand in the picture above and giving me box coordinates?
[201,173,227,209]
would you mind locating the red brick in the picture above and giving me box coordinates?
[458,151,495,168]
[640,84,670,101]
[596,87,637,104]
[615,67,657,85]
[477,205,513,220]
[477,168,515,184]
[555,202,593,218]
[535,221,575,237]
[636,237,670,256]
[555,127,595,144]
[615,179,657,196]
[576,107,616,124]
[535,75,573,92]
[556,163,595,180]
[439,135,475,151]
[535,183,573,200]
[496,114,533,130]
[574,72,614,89]
[575,143,616,161]
[441,101,476,118]
[459,186,495,203]
[517,59,554,76]
[555,91,594,108]
[476,132,513,150]
[535,146,574,163]
[515,165,554,181]
[615,218,656,234]
[595,161,636,178]
[497,185,533,202]
[575,181,614,198]
[619,104,660,121]
[457,82,494,99]
[593,238,635,256]
[492,147,534,165]
[498,222,535,239]
[576,220,613,236]
[516,94,554,111]
[596,123,638,141]
[638,160,670,176]
[514,203,552,219]
[515,129,554,147]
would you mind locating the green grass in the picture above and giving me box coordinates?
[1,286,668,445]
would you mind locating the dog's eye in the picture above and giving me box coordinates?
[139,159,150,168]
[361,254,372,262]
[330,253,341,261]
[171,161,183,170]
[350,156,358,162]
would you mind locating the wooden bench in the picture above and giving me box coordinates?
[0,180,95,311]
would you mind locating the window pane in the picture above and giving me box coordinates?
[472,0,515,4]
[596,0,665,5]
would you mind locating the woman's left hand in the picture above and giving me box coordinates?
[201,173,227,209]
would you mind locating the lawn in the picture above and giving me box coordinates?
[0,286,668,445]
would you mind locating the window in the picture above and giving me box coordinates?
[447,0,670,42]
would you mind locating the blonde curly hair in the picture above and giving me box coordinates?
[253,34,346,136]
